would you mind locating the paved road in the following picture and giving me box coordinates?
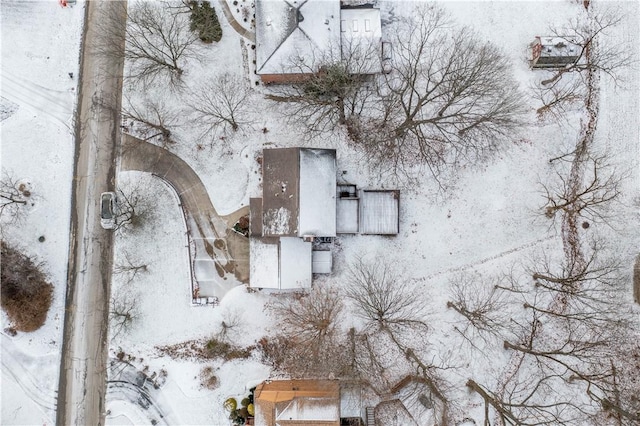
[121,135,249,294]
[56,2,126,425]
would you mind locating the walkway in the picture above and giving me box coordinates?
[120,135,249,300]
[218,0,255,42]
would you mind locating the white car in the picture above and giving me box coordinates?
[100,192,117,229]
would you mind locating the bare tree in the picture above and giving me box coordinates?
[467,241,635,425]
[187,73,252,137]
[265,38,380,137]
[541,11,634,87]
[447,272,509,344]
[261,284,349,378]
[345,255,427,333]
[533,10,633,121]
[542,154,622,225]
[357,5,525,182]
[114,250,149,284]
[110,290,140,340]
[216,307,244,342]
[0,171,35,225]
[532,76,584,121]
[115,185,150,232]
[271,284,343,346]
[122,95,180,148]
[95,1,201,86]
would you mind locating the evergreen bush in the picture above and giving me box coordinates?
[189,1,222,43]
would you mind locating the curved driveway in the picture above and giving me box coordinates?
[218,0,255,42]
[121,135,249,297]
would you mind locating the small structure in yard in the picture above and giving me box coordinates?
[529,36,581,69]
[255,0,382,83]
[359,190,399,235]
[254,379,367,426]
[336,185,400,235]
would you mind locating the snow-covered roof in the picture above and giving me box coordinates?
[530,36,581,68]
[279,237,312,289]
[312,250,332,274]
[250,238,280,289]
[337,197,358,233]
[360,190,399,235]
[276,397,340,421]
[256,0,341,76]
[535,36,581,58]
[340,7,382,74]
[262,148,300,237]
[298,148,336,237]
[255,380,340,426]
[260,148,336,237]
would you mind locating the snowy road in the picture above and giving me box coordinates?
[56,1,126,426]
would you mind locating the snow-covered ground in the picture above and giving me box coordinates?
[2,0,638,425]
[1,1,84,425]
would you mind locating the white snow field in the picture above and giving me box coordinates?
[1,0,638,425]
[1,1,84,425]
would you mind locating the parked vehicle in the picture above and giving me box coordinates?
[100,192,117,229]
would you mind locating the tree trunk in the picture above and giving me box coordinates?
[633,254,640,305]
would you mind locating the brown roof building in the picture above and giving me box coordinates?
[254,380,341,426]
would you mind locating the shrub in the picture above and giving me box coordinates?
[1,241,53,332]
[189,1,222,43]
[224,397,238,412]
[200,366,219,389]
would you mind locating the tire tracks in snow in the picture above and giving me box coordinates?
[0,69,75,128]
[415,235,556,282]
[1,337,58,416]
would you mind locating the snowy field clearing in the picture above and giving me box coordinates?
[1,0,639,425]
[1,1,84,425]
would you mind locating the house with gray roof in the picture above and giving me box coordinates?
[255,0,382,83]
[249,147,399,290]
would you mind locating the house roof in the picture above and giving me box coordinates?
[340,7,382,74]
[256,0,341,76]
[255,380,340,426]
[279,237,312,289]
[262,148,336,238]
[262,148,301,237]
[359,190,399,235]
[249,237,280,289]
[336,197,358,233]
[535,36,581,59]
[312,250,332,274]
[298,148,336,237]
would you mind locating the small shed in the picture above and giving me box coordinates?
[530,36,581,69]
[312,250,333,274]
[337,184,359,234]
[360,190,400,235]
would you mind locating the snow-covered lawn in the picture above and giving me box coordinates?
[2,0,638,424]
[1,1,84,425]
